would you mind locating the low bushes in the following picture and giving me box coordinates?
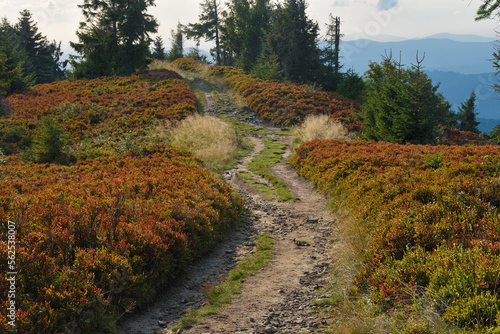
[1,70,197,157]
[207,66,362,131]
[291,139,500,332]
[0,146,244,332]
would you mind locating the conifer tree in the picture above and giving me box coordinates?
[0,18,34,94]
[15,10,65,84]
[27,116,67,164]
[71,0,158,78]
[362,54,451,144]
[268,0,321,83]
[457,91,480,133]
[186,0,222,65]
[167,22,184,61]
[320,14,343,91]
[224,0,271,71]
[152,36,166,60]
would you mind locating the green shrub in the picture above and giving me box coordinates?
[24,116,69,164]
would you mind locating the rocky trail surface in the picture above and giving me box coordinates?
[119,74,338,334]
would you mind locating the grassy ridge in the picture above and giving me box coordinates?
[291,139,500,333]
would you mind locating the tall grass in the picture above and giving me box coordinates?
[292,114,355,143]
[170,114,239,171]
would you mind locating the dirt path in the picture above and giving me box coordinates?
[119,74,337,334]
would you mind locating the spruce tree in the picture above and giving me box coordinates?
[268,0,321,83]
[457,91,480,133]
[362,55,451,144]
[167,22,184,61]
[224,0,271,71]
[70,0,158,78]
[15,10,64,84]
[27,116,67,164]
[185,0,223,65]
[320,14,343,91]
[152,36,166,60]
[0,18,34,93]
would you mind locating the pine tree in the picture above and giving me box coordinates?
[268,0,321,83]
[362,54,451,144]
[15,10,65,84]
[457,91,480,133]
[152,36,166,60]
[167,22,184,61]
[320,14,343,91]
[70,0,158,78]
[0,18,34,94]
[186,0,223,65]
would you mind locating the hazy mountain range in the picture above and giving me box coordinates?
[340,34,500,133]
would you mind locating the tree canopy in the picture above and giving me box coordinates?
[15,10,65,84]
[362,55,451,144]
[476,0,500,20]
[185,0,223,65]
[70,0,158,78]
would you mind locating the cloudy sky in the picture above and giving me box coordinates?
[0,0,499,51]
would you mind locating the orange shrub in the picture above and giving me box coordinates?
[1,70,197,154]
[291,139,500,331]
[0,146,244,332]
[207,66,362,131]
[171,58,206,72]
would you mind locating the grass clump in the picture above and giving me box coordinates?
[292,114,354,144]
[245,138,295,202]
[218,115,289,136]
[170,114,239,172]
[172,234,275,331]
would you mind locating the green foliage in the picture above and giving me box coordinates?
[268,0,322,83]
[185,0,222,65]
[456,91,480,134]
[70,0,158,78]
[423,153,444,169]
[362,57,451,144]
[0,18,35,94]
[24,116,69,164]
[15,10,65,84]
[167,22,184,62]
[152,36,166,60]
[223,0,272,71]
[476,0,500,20]
[250,44,283,81]
[336,69,365,103]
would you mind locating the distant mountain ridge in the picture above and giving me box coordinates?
[340,34,500,133]
[340,35,496,74]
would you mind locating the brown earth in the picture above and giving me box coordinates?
[118,72,338,334]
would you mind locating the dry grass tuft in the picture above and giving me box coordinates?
[292,114,355,143]
[170,114,238,171]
